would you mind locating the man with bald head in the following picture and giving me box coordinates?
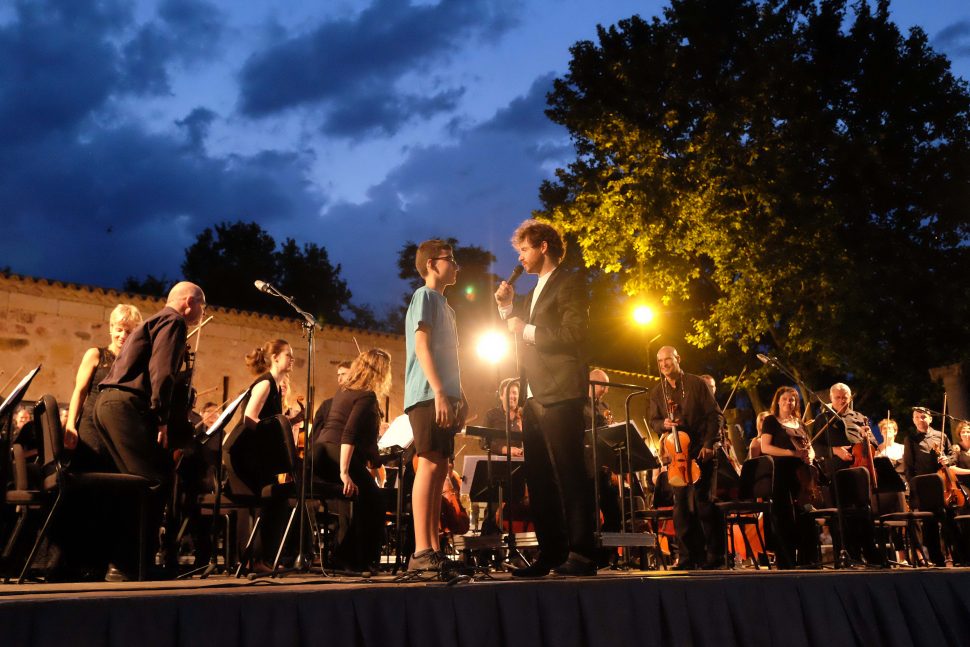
[95,281,206,579]
[647,346,721,569]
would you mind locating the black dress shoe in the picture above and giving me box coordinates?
[510,561,552,578]
[671,561,697,571]
[554,555,597,577]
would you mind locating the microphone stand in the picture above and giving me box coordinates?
[258,284,318,573]
[759,356,857,569]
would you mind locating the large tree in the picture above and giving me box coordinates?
[180,221,352,324]
[540,0,970,412]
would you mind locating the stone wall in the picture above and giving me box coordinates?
[0,273,405,417]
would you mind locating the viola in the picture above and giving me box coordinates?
[440,470,470,535]
[845,411,878,488]
[662,397,699,487]
[933,394,968,508]
[787,423,824,508]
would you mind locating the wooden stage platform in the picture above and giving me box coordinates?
[1,567,969,647]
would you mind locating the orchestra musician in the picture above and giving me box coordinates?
[902,407,952,566]
[647,346,722,570]
[758,386,821,568]
[237,338,296,569]
[495,219,596,577]
[94,281,206,581]
[312,348,392,573]
[65,304,143,471]
[483,377,524,456]
[748,411,770,460]
[877,418,905,468]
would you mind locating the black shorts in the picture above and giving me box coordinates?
[407,399,459,458]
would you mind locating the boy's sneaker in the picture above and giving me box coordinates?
[408,549,440,572]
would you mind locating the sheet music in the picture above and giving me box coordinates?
[379,413,414,450]
[205,388,249,443]
[0,365,41,417]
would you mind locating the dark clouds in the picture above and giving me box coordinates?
[316,73,570,310]
[0,0,323,290]
[238,0,519,137]
[934,20,970,58]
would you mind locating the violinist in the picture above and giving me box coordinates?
[585,368,614,428]
[902,407,952,566]
[234,339,296,568]
[647,346,721,570]
[483,377,524,456]
[312,348,392,573]
[813,383,872,475]
[758,386,820,568]
[95,282,206,581]
[954,421,970,473]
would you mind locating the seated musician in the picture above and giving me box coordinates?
[483,377,524,456]
[748,411,769,460]
[758,386,820,568]
[955,421,970,474]
[312,348,392,573]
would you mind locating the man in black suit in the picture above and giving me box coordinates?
[494,219,596,577]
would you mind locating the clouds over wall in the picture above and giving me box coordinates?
[238,0,520,137]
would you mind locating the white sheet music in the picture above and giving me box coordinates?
[378,413,414,450]
[205,388,249,444]
[0,365,41,417]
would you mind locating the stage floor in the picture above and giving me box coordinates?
[2,567,969,646]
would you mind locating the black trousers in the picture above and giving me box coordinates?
[522,397,595,564]
[94,389,172,571]
[313,442,384,570]
[671,459,725,566]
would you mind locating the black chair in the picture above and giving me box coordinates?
[715,456,773,569]
[231,415,348,576]
[1,445,44,581]
[18,395,153,582]
[910,473,955,566]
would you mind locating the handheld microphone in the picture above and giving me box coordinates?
[254,280,277,294]
[507,265,524,286]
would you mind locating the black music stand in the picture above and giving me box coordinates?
[588,421,658,543]
[179,387,250,579]
[0,365,41,438]
[469,458,526,505]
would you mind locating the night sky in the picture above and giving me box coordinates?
[1,0,968,316]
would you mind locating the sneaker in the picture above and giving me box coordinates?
[408,549,440,572]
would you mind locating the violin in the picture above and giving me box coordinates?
[785,422,824,508]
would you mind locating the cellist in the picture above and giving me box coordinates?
[647,346,721,570]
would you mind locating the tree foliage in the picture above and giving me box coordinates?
[540,0,970,411]
[180,221,352,324]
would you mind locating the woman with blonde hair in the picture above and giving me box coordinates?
[66,303,143,470]
[313,348,392,572]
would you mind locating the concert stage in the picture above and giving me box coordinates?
[1,568,969,647]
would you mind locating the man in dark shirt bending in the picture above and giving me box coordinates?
[647,346,722,569]
[95,281,206,578]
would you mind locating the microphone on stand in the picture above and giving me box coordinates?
[254,280,279,295]
[756,353,775,365]
[506,264,524,286]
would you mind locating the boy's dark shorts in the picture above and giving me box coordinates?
[406,399,460,458]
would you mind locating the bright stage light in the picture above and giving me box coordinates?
[476,330,509,364]
[632,304,654,325]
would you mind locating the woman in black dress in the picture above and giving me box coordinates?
[758,386,819,568]
[237,339,295,567]
[313,348,392,572]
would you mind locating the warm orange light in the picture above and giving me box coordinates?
[632,304,654,326]
[476,330,509,364]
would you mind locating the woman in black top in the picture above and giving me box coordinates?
[238,339,294,567]
[65,304,143,471]
[313,348,392,572]
[758,386,819,568]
